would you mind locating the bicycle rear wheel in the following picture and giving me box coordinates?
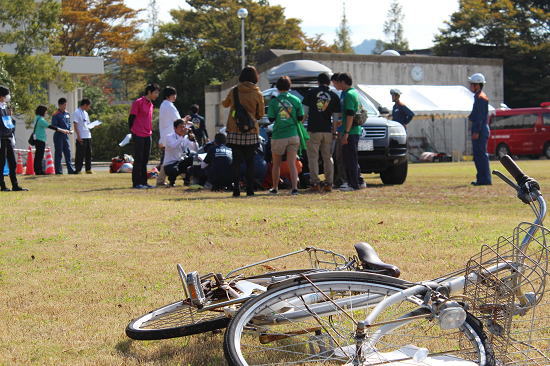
[224,274,494,365]
[126,300,229,340]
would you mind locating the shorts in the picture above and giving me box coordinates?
[271,135,300,156]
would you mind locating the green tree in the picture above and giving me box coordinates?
[0,0,60,55]
[333,3,354,53]
[151,0,305,80]
[144,0,306,114]
[374,0,409,53]
[0,0,74,118]
[434,0,549,107]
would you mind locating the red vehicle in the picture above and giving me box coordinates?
[488,102,550,159]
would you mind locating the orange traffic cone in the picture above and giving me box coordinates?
[44,148,55,174]
[25,146,35,175]
[16,150,24,174]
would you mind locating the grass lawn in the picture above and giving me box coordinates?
[1,159,549,365]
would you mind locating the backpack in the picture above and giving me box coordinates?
[352,104,368,126]
[232,87,255,133]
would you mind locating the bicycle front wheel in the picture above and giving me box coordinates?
[224,274,494,365]
[126,300,229,340]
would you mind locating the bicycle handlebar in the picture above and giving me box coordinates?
[499,155,527,184]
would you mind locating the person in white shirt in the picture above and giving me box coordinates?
[73,98,95,174]
[163,119,199,187]
[157,86,181,186]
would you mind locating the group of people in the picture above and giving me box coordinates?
[32,98,95,176]
[0,86,96,191]
[1,65,492,193]
[127,67,373,196]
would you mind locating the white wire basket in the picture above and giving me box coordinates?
[464,223,549,365]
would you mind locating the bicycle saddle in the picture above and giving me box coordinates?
[354,242,401,278]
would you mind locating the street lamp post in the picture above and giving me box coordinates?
[237,8,248,70]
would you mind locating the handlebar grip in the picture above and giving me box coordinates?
[499,155,526,183]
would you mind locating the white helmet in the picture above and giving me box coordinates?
[390,88,402,95]
[468,73,486,84]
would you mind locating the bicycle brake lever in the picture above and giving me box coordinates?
[492,170,518,190]
[493,170,540,204]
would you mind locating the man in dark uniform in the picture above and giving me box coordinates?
[0,86,27,191]
[51,98,76,174]
[190,104,209,146]
[203,133,233,190]
[390,89,415,127]
[468,73,492,186]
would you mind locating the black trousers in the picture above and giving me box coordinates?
[0,138,18,188]
[342,134,360,189]
[164,156,193,185]
[34,140,46,175]
[231,144,256,192]
[132,135,151,187]
[75,138,92,172]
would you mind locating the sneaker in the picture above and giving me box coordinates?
[1,186,10,192]
[233,189,241,197]
[309,184,320,192]
[339,186,356,192]
[12,186,28,191]
[359,182,367,189]
[133,184,147,189]
[291,189,299,195]
[323,184,333,192]
[269,188,278,194]
[145,184,154,189]
[85,170,94,174]
[339,182,350,189]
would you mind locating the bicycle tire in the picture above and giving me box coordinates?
[126,300,229,340]
[125,269,324,341]
[224,272,494,365]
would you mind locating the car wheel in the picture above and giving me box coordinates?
[380,161,408,185]
[496,143,510,158]
[544,143,550,159]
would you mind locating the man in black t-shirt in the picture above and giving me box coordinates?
[302,73,341,192]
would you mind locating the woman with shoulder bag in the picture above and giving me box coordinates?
[222,65,264,197]
[33,105,70,175]
[0,86,27,191]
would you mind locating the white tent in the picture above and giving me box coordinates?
[357,84,495,117]
[357,85,496,159]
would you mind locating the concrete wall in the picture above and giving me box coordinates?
[205,52,503,145]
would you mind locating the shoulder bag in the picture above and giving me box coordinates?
[28,117,38,146]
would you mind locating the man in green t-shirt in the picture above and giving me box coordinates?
[338,72,362,191]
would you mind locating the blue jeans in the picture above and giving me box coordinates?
[53,132,74,174]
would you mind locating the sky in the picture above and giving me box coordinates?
[126,0,460,50]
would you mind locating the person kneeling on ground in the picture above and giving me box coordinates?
[202,133,233,191]
[163,119,197,187]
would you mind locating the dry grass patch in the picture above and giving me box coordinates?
[0,160,549,365]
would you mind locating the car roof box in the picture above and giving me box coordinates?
[267,60,332,84]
